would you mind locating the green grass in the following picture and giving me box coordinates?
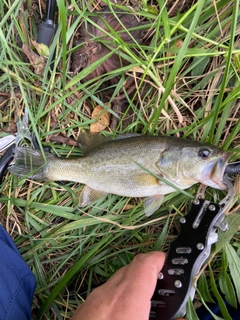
[0,0,240,319]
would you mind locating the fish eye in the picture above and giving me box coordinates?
[198,148,211,159]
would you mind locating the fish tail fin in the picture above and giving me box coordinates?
[8,147,53,180]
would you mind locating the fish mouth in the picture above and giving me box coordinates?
[208,153,230,190]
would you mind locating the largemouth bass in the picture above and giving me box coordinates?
[8,134,230,216]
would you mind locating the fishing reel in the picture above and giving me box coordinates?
[150,176,234,320]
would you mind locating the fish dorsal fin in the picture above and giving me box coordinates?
[78,132,141,154]
[144,194,164,217]
[114,133,142,140]
[78,132,111,154]
[79,185,108,207]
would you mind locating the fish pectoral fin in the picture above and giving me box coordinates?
[144,195,164,217]
[133,173,159,186]
[79,185,108,207]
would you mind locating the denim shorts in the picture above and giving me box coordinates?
[0,225,36,320]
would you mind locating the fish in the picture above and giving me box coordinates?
[8,133,230,216]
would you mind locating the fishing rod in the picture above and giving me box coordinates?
[37,0,57,47]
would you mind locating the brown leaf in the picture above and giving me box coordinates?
[22,43,46,76]
[90,104,111,133]
[167,39,184,57]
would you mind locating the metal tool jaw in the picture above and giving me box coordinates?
[0,135,15,184]
[150,176,234,320]
[0,110,32,184]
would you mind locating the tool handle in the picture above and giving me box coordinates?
[150,199,222,319]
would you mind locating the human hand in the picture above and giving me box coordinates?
[71,252,185,320]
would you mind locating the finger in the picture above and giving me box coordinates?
[101,252,166,307]
[122,252,166,297]
[102,252,166,292]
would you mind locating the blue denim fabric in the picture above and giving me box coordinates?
[0,225,36,320]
